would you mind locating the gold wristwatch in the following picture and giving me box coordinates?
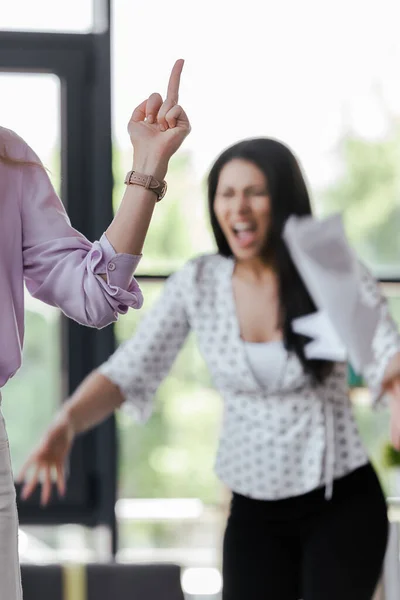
[124,170,167,202]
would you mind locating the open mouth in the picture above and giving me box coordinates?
[232,221,258,248]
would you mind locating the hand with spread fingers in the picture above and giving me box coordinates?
[17,413,75,506]
[128,58,191,180]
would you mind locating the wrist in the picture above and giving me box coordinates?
[61,405,78,436]
[132,153,169,181]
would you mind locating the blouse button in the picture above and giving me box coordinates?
[108,262,116,271]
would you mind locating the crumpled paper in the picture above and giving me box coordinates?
[283,213,379,373]
[292,310,347,362]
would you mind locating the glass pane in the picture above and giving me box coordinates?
[0,74,63,474]
[112,0,400,277]
[1,0,94,33]
[115,282,225,567]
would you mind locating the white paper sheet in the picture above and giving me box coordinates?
[283,213,379,373]
[292,310,347,362]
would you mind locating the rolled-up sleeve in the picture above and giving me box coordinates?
[20,140,143,328]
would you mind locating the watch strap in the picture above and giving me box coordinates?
[124,170,167,201]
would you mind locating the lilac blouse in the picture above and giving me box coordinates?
[0,126,143,388]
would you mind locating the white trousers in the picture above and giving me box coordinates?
[0,409,23,599]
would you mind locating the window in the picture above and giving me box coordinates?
[111,2,400,595]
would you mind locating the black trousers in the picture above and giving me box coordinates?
[222,464,388,600]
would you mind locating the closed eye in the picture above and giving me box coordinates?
[245,187,269,196]
[217,187,268,198]
[219,189,235,198]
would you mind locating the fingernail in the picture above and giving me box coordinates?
[147,115,154,124]
[160,124,166,132]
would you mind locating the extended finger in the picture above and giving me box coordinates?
[56,463,66,497]
[166,59,184,104]
[20,464,41,500]
[16,456,35,484]
[41,465,53,506]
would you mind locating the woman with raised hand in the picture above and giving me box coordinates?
[20,138,400,600]
[0,59,190,599]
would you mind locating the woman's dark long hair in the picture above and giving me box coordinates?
[208,137,333,383]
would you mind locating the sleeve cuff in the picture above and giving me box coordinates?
[97,233,142,285]
[89,233,144,312]
[98,363,153,423]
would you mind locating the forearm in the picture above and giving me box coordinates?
[106,155,168,255]
[62,372,124,435]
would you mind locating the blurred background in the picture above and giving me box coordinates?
[1,0,400,598]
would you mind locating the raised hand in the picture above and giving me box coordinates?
[17,414,75,505]
[128,59,191,177]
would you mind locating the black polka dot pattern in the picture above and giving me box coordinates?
[98,254,400,500]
